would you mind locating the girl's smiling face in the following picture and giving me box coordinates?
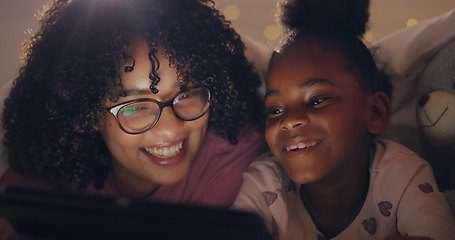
[101,34,209,197]
[265,41,374,186]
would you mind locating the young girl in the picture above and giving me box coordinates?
[0,0,267,207]
[232,0,455,239]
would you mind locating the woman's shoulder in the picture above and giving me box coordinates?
[237,124,266,143]
[212,124,265,144]
[0,168,52,190]
[202,125,267,157]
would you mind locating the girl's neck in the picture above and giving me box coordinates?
[300,158,370,238]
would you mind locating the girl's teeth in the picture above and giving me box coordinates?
[144,141,183,158]
[286,141,318,151]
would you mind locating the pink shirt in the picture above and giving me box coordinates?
[0,126,268,208]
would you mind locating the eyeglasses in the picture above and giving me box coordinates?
[105,87,210,134]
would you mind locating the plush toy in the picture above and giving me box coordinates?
[370,9,455,213]
[416,38,455,192]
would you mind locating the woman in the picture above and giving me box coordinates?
[0,0,267,207]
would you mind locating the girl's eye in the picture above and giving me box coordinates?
[308,97,330,107]
[266,107,284,118]
[179,93,191,99]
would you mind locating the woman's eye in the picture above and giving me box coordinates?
[122,106,141,116]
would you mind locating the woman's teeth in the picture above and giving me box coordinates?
[144,141,183,158]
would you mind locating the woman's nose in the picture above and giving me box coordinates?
[149,106,183,137]
[280,111,310,130]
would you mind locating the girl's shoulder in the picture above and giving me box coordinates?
[369,138,435,200]
[366,138,455,239]
[245,152,297,195]
[371,138,430,174]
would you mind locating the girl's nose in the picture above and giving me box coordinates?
[280,111,309,130]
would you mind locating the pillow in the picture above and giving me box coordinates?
[373,8,455,156]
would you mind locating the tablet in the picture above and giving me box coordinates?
[0,186,271,240]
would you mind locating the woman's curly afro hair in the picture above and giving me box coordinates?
[2,0,264,190]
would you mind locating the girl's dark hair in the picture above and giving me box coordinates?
[2,0,264,190]
[275,0,391,97]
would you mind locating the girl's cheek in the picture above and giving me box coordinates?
[265,121,279,146]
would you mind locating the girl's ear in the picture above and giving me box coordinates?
[367,91,391,134]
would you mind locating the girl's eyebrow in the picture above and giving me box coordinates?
[264,78,337,100]
[300,78,337,88]
[264,89,278,100]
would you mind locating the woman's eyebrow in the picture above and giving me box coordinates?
[121,88,152,97]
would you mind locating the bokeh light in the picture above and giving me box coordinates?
[264,24,280,41]
[363,30,374,44]
[223,5,240,21]
[407,17,418,27]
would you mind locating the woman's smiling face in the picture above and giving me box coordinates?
[101,34,209,197]
[264,41,373,186]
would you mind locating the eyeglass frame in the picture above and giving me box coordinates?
[104,87,211,135]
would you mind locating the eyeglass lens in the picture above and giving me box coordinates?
[117,88,210,133]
